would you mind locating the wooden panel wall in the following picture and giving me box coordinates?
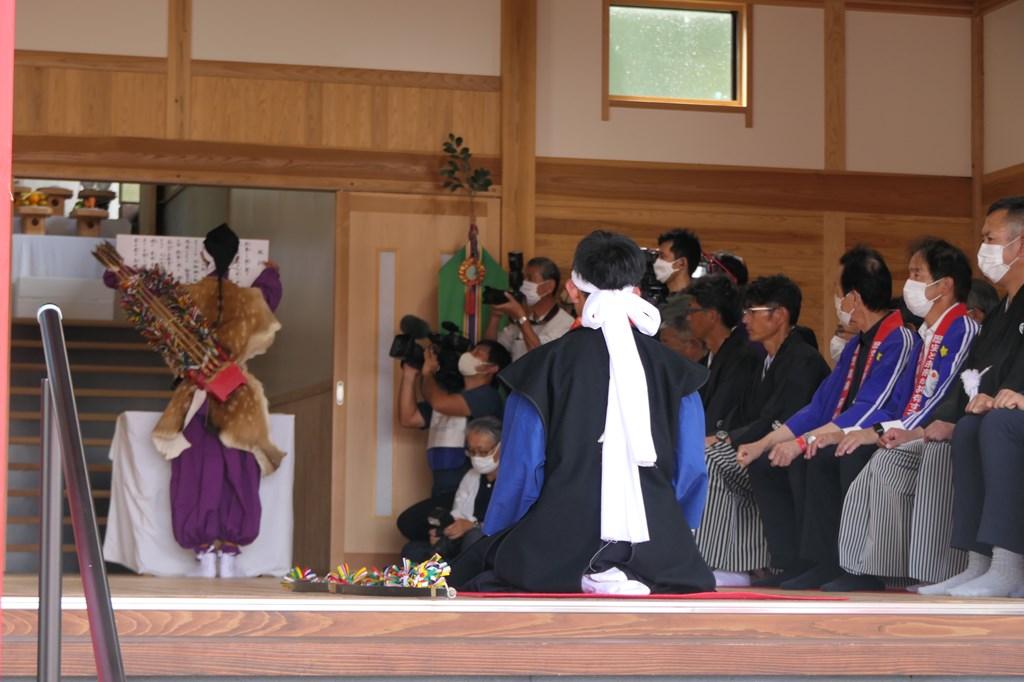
[537,160,974,354]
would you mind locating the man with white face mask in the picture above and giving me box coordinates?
[654,229,703,302]
[836,238,978,591]
[914,196,1024,598]
[486,257,574,361]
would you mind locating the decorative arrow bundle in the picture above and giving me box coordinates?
[93,242,246,402]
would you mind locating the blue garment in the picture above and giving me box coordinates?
[786,313,917,436]
[889,313,980,429]
[483,391,708,536]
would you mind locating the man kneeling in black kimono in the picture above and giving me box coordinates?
[454,230,714,594]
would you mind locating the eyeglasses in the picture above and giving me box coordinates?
[742,306,778,316]
[465,447,496,458]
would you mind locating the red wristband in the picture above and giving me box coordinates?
[795,436,808,453]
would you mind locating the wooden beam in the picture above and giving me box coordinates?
[983,162,1024,207]
[536,158,972,218]
[14,50,166,73]
[975,0,1019,15]
[824,0,846,171]
[166,0,192,139]
[971,14,984,240]
[501,0,538,260]
[13,134,501,194]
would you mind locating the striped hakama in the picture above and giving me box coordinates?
[839,440,966,583]
[695,440,771,572]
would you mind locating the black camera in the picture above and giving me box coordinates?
[639,247,669,306]
[426,506,459,559]
[482,251,526,306]
[389,315,471,393]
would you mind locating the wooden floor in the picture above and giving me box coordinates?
[4,575,1024,678]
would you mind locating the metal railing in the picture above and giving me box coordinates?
[36,304,125,682]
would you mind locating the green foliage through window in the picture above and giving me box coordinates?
[609,5,737,102]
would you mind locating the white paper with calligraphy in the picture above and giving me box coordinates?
[115,235,270,287]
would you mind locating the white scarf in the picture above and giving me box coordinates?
[572,271,661,544]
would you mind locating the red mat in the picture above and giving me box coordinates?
[460,590,844,601]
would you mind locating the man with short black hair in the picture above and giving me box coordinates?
[659,308,707,363]
[918,196,1024,598]
[737,246,917,589]
[836,238,978,591]
[966,277,1000,324]
[697,275,830,585]
[458,230,714,594]
[687,275,762,434]
[655,229,703,296]
[485,256,574,361]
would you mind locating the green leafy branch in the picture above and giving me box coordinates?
[440,133,493,196]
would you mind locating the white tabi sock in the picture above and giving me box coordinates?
[218,550,241,579]
[713,570,752,588]
[188,549,217,579]
[581,567,651,596]
[949,547,1024,598]
[918,551,992,595]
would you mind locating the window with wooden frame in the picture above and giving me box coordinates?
[602,0,752,125]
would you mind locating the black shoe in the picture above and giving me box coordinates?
[821,571,885,592]
[780,564,841,590]
[752,563,812,588]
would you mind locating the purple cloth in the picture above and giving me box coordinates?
[170,400,262,552]
[251,267,283,312]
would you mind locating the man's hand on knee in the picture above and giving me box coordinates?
[993,389,1024,410]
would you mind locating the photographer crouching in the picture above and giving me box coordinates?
[402,417,502,563]
[395,333,510,547]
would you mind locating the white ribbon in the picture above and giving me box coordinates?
[572,271,662,544]
[960,366,991,400]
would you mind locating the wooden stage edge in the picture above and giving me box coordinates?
[3,575,1024,678]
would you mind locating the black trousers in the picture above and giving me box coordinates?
[951,410,1024,556]
[799,442,876,567]
[748,455,806,570]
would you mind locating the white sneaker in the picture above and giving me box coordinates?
[218,551,240,578]
[189,550,217,578]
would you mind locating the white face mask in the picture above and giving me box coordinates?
[458,352,489,377]
[519,281,542,306]
[977,237,1020,284]
[835,294,853,328]
[902,279,941,318]
[470,448,499,475]
[653,258,677,284]
[829,334,848,361]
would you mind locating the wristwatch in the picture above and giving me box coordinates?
[515,315,529,326]
[715,430,729,444]
[873,423,886,437]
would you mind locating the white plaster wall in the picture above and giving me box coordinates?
[192,0,501,75]
[846,11,971,177]
[984,0,1024,174]
[536,1,825,169]
[15,0,168,57]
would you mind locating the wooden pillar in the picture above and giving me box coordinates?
[0,0,14,584]
[971,14,985,241]
[330,191,351,565]
[167,0,192,139]
[824,0,846,171]
[501,0,537,260]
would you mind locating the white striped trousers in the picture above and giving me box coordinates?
[839,440,967,584]
[695,441,771,572]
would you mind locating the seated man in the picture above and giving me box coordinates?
[737,246,917,590]
[659,307,707,363]
[917,196,1024,597]
[697,276,830,586]
[686,275,763,434]
[395,340,510,544]
[485,256,574,361]
[402,417,502,563]
[837,238,978,590]
[457,230,713,594]
[966,277,999,325]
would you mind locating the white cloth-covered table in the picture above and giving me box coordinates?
[103,411,295,577]
[11,234,112,281]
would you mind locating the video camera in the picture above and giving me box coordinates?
[639,247,669,306]
[482,251,526,306]
[388,315,471,393]
[426,506,459,559]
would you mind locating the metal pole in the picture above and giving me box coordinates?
[37,378,62,682]
[37,305,125,682]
